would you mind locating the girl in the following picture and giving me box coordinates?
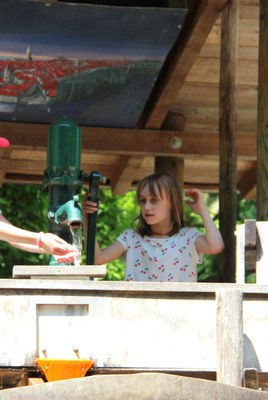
[83,172,224,282]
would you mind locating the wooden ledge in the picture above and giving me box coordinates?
[12,265,106,280]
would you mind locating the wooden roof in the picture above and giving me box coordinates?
[0,0,259,198]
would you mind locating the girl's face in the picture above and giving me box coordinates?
[138,183,172,228]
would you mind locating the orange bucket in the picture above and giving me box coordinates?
[36,358,94,382]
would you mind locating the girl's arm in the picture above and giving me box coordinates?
[82,197,125,264]
[185,188,224,255]
[94,239,125,264]
[0,214,75,257]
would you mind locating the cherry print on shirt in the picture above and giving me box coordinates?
[140,267,149,275]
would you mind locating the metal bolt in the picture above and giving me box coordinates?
[170,136,182,149]
[73,348,80,359]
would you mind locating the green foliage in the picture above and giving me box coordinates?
[237,198,256,222]
[0,184,50,278]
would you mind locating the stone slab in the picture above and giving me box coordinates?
[1,373,268,400]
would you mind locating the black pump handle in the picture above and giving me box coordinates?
[86,171,101,265]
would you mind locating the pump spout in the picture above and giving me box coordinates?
[50,195,82,227]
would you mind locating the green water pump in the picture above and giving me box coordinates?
[43,118,83,245]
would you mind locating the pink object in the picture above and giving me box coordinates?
[0,137,10,148]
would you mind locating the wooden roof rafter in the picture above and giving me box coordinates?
[111,0,228,194]
[138,0,228,130]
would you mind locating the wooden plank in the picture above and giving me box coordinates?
[137,0,228,130]
[245,219,257,248]
[240,4,259,19]
[219,0,239,283]
[12,265,107,279]
[216,289,243,386]
[244,219,257,273]
[175,83,257,107]
[185,58,258,85]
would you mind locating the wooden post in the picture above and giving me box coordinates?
[216,289,243,386]
[219,0,239,282]
[155,157,184,186]
[257,1,268,221]
[155,114,185,192]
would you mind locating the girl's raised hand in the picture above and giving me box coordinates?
[185,188,205,214]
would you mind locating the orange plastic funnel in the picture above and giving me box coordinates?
[36,358,94,382]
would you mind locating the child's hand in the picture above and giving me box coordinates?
[82,194,98,215]
[54,249,75,264]
[41,233,76,256]
[185,188,205,214]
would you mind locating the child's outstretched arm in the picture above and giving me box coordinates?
[185,188,224,255]
[0,214,75,261]
[82,196,125,264]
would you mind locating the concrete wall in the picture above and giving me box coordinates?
[0,279,266,372]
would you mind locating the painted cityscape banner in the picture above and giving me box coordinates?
[0,0,187,128]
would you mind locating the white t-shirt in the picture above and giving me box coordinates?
[116,227,202,282]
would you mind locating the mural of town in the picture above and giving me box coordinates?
[0,1,187,128]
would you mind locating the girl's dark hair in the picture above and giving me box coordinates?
[135,172,184,237]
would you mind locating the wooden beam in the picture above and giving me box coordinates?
[219,0,239,283]
[111,155,131,195]
[111,156,144,195]
[238,163,257,199]
[0,122,256,158]
[137,0,228,130]
[257,0,268,220]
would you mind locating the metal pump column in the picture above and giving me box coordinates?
[43,118,83,245]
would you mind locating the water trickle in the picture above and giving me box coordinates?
[70,224,82,266]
